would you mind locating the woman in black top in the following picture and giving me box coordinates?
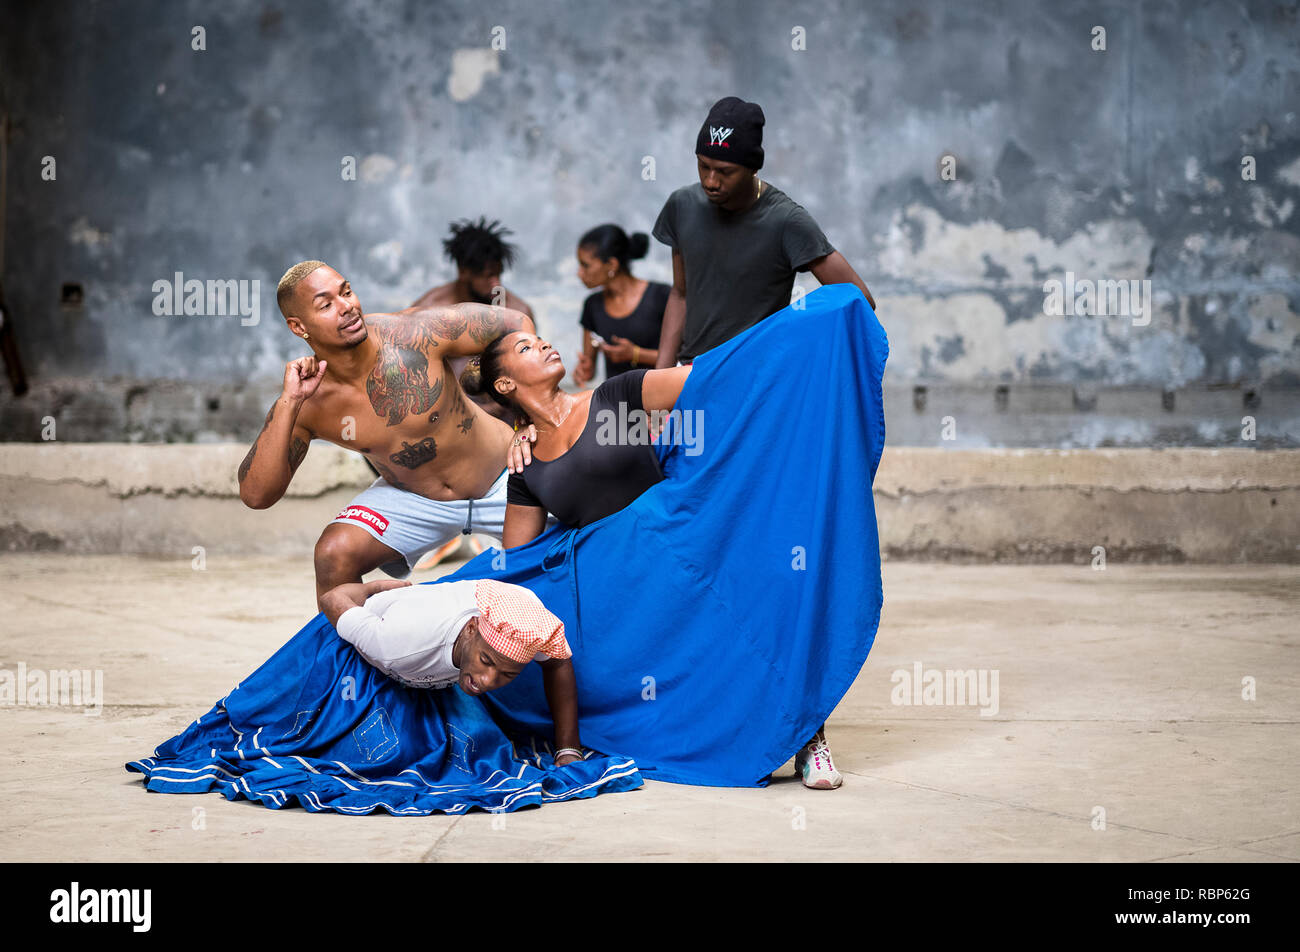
[469,330,689,537]
[572,224,670,386]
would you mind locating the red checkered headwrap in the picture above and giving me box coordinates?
[473,580,571,664]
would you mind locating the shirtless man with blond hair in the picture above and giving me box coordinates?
[239,260,534,605]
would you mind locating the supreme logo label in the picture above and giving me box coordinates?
[336,505,390,534]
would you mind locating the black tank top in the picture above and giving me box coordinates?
[506,369,665,528]
[579,282,670,379]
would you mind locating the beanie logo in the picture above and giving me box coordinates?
[708,125,733,147]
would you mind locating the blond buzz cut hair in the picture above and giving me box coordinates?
[276,260,331,317]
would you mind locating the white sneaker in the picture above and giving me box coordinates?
[795,735,843,789]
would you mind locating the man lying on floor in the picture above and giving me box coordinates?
[320,577,584,767]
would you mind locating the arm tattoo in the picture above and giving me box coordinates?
[238,404,276,483]
[238,443,257,484]
[428,310,468,341]
[288,436,309,472]
[378,303,515,352]
[458,303,509,343]
[368,313,442,353]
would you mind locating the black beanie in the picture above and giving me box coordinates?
[695,96,765,170]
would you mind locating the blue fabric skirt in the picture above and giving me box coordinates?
[126,611,641,815]
[127,283,887,810]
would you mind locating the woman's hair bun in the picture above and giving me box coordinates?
[628,232,650,260]
[459,356,485,396]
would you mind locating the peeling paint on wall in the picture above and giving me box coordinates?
[0,0,1296,431]
[448,48,500,102]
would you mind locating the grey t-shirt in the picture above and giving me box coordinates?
[652,182,833,361]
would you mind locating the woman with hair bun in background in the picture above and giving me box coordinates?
[573,224,669,386]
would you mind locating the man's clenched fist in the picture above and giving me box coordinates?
[283,356,327,402]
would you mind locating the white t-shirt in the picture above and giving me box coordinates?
[335,580,481,689]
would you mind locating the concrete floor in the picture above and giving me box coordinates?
[0,554,1296,862]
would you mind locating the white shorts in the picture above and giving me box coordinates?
[331,468,510,579]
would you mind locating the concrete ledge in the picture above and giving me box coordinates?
[874,448,1300,563]
[0,443,373,558]
[876,447,1298,492]
[0,442,373,498]
[0,445,1296,562]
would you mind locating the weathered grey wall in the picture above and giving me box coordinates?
[1,0,1298,442]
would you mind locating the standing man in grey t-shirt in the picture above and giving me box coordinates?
[652,96,876,367]
[652,96,876,791]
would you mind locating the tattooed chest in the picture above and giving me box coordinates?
[365,345,450,426]
[348,424,443,477]
[346,403,472,464]
[336,346,481,485]
[352,412,481,486]
[360,434,435,491]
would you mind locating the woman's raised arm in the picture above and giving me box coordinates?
[640,365,693,413]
